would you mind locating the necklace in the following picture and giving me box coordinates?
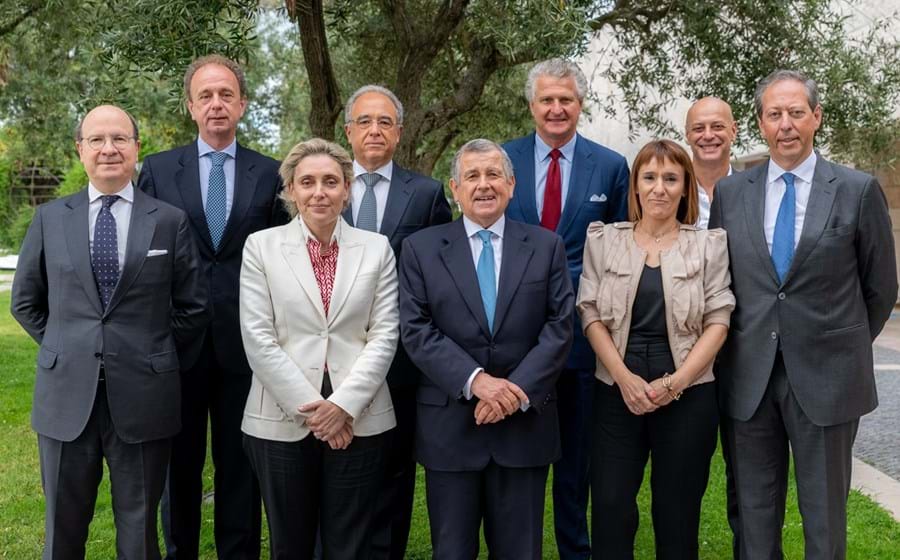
[637,222,679,244]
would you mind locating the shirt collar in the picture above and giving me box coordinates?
[353,160,393,182]
[767,151,816,185]
[297,215,342,246]
[463,214,505,240]
[535,132,577,162]
[197,137,237,159]
[88,181,134,203]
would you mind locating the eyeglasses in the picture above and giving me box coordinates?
[79,135,137,151]
[348,117,397,130]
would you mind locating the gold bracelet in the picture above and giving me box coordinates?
[661,373,683,401]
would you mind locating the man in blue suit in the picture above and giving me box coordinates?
[400,139,574,559]
[504,58,629,559]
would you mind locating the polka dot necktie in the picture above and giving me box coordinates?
[206,151,229,249]
[355,172,381,231]
[91,195,120,310]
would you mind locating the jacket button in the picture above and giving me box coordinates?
[770,331,778,340]
[778,292,786,300]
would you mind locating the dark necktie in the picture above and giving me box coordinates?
[356,172,381,231]
[91,195,120,310]
[771,173,796,283]
[206,151,228,249]
[541,148,562,231]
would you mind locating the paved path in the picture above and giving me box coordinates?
[861,316,900,481]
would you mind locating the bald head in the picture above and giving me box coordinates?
[685,97,736,166]
[76,105,141,194]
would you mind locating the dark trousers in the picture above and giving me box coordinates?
[591,341,719,560]
[163,338,261,560]
[244,431,387,560]
[552,366,594,560]
[39,382,170,560]
[725,354,858,560]
[718,404,742,559]
[426,462,549,560]
[370,385,417,560]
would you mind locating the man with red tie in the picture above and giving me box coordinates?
[503,58,630,560]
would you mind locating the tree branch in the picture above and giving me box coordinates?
[290,0,343,139]
[589,0,670,33]
[415,125,460,174]
[379,0,412,51]
[0,4,41,39]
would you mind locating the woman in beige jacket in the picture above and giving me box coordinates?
[577,140,735,559]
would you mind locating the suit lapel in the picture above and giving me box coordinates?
[512,134,540,225]
[327,231,364,326]
[783,157,838,285]
[105,190,156,316]
[219,144,260,251]
[493,221,534,334]
[381,165,413,241]
[281,221,328,323]
[557,134,593,238]
[439,220,492,339]
[63,190,103,315]
[175,144,213,250]
[341,206,353,227]
[741,164,780,285]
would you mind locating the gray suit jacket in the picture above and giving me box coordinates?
[11,188,208,443]
[709,156,897,426]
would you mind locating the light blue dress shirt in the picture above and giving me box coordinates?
[533,133,577,216]
[197,137,238,220]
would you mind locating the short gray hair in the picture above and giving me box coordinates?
[753,69,820,119]
[525,58,588,102]
[451,139,514,185]
[184,54,248,100]
[344,85,404,125]
[278,138,354,218]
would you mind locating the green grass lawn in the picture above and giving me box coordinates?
[1,289,898,558]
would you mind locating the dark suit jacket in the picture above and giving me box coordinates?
[709,156,897,426]
[399,218,574,471]
[11,188,208,443]
[137,142,287,374]
[342,163,452,387]
[503,132,629,370]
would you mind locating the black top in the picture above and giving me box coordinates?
[629,264,668,344]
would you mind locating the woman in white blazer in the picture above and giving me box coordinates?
[239,138,399,559]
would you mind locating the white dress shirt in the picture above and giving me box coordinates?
[695,166,733,230]
[764,152,817,253]
[350,160,393,231]
[197,137,237,220]
[88,182,134,271]
[534,133,576,216]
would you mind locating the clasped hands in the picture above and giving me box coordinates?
[617,372,678,416]
[471,372,528,425]
[299,400,353,450]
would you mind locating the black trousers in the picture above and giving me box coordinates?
[244,431,388,560]
[163,337,261,560]
[39,382,170,560]
[591,341,719,560]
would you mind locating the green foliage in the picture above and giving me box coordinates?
[55,160,89,198]
[5,203,33,251]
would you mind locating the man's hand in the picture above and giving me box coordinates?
[299,400,351,442]
[471,373,528,425]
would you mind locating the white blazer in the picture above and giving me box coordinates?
[239,217,398,442]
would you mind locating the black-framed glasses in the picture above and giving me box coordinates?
[348,116,397,130]
[80,135,137,151]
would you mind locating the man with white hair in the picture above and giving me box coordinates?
[504,58,630,559]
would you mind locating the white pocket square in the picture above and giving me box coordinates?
[590,194,608,202]
[147,249,168,257]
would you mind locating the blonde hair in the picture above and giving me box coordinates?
[278,138,354,218]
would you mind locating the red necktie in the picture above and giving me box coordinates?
[541,148,562,231]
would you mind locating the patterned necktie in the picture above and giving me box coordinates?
[476,230,497,333]
[356,172,381,231]
[91,195,120,310]
[771,172,796,283]
[541,148,562,231]
[206,151,229,249]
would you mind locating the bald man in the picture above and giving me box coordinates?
[685,97,737,228]
[12,105,207,559]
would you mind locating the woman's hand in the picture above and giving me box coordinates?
[647,377,676,407]
[299,400,351,441]
[614,372,659,415]
[326,421,354,450]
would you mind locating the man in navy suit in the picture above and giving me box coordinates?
[400,139,574,559]
[340,84,452,560]
[503,58,629,559]
[137,55,287,560]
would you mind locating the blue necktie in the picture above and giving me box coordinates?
[91,195,120,310]
[476,230,497,332]
[356,173,380,231]
[771,172,796,283]
[206,151,228,249]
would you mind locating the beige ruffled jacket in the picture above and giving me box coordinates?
[577,222,735,386]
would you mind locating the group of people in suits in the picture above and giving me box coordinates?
[9,52,896,560]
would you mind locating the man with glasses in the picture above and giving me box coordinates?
[138,55,287,560]
[12,104,207,559]
[341,84,451,560]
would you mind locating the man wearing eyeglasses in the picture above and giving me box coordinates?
[137,55,287,560]
[12,104,208,559]
[340,84,452,560]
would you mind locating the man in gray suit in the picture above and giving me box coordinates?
[11,105,207,559]
[709,70,897,559]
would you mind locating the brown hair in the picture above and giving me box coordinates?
[183,54,248,100]
[628,139,699,225]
